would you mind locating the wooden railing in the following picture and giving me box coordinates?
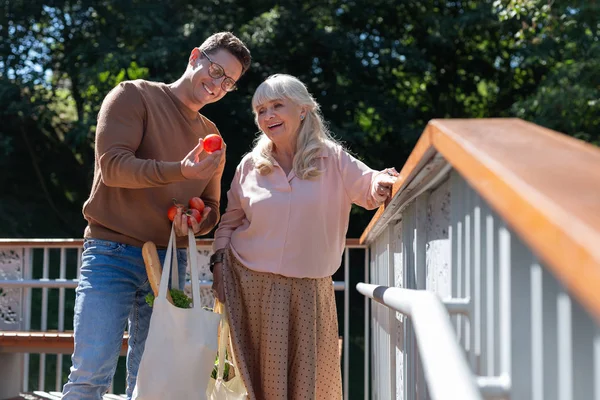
[359,118,600,400]
[362,118,600,321]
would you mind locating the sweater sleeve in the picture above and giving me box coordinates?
[96,82,186,188]
[212,163,246,251]
[336,145,387,210]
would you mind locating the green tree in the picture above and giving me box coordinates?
[495,0,600,143]
[2,0,598,238]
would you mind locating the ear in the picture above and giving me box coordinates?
[300,107,308,119]
[189,48,201,65]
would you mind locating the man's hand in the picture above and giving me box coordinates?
[173,206,212,237]
[180,138,225,180]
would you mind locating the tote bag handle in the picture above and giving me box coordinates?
[157,224,201,309]
[216,304,230,380]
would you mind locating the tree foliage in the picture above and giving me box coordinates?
[1,0,598,238]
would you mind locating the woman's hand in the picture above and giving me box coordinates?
[211,261,226,303]
[173,206,212,237]
[375,167,400,200]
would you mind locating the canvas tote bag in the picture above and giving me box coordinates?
[206,301,248,400]
[133,225,221,399]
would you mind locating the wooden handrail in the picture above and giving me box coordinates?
[0,331,129,355]
[361,118,600,320]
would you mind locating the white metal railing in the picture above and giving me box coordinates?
[357,283,482,400]
[0,239,367,398]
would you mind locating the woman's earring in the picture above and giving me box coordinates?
[300,115,305,121]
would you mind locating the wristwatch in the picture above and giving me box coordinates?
[209,251,225,273]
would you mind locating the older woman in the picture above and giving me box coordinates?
[211,74,398,399]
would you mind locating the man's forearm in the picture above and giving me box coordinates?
[99,151,186,188]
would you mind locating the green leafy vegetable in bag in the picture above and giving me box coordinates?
[145,288,192,308]
[211,350,231,381]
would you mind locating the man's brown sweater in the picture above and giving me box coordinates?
[83,80,225,248]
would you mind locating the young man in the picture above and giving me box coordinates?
[62,32,251,400]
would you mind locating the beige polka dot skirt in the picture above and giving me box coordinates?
[222,249,343,400]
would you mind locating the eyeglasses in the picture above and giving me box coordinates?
[201,50,238,92]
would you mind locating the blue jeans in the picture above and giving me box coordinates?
[62,239,187,400]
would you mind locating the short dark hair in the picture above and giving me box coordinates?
[200,32,251,76]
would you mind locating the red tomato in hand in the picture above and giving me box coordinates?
[203,134,223,153]
[186,208,202,227]
[167,199,185,221]
[167,205,179,221]
[189,197,205,213]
